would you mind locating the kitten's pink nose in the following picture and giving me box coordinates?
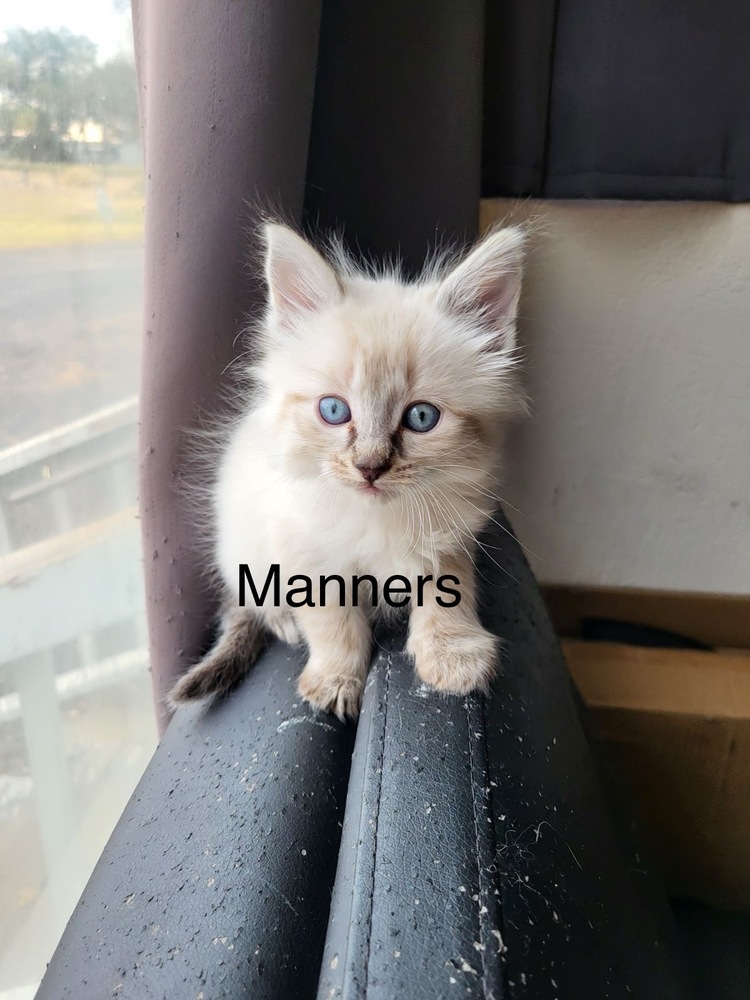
[355,461,388,484]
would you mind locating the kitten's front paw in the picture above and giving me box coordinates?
[297,665,363,721]
[409,628,498,695]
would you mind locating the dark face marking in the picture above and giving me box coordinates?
[354,452,394,476]
[390,426,406,458]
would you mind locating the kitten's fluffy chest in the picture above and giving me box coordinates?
[284,487,448,581]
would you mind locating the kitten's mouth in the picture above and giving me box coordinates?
[359,482,382,496]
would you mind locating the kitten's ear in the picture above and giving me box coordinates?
[263,223,342,326]
[436,227,525,349]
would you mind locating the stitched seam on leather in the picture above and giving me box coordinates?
[338,656,382,1000]
[467,697,489,996]
[361,655,391,997]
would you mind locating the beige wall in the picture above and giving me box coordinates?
[481,201,750,594]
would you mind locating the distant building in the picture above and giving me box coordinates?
[1,119,137,165]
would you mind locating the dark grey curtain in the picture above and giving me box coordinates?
[484,0,750,201]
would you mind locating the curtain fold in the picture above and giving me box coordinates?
[133,0,325,728]
[305,0,484,271]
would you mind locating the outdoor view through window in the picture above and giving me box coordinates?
[0,3,156,995]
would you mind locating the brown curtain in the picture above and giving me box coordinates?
[132,0,485,730]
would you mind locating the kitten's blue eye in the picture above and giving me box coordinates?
[403,402,440,433]
[318,396,351,425]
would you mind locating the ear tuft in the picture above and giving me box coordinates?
[436,226,525,348]
[263,223,342,326]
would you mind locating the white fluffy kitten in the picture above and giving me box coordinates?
[171,222,526,718]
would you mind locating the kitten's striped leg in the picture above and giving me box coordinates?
[169,600,267,705]
[294,604,371,721]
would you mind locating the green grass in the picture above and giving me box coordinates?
[0,163,144,249]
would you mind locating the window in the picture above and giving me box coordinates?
[0,5,155,995]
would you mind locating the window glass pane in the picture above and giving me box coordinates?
[0,5,155,995]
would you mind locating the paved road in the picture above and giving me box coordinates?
[0,244,143,448]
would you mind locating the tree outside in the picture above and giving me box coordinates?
[0,27,139,162]
[0,26,143,250]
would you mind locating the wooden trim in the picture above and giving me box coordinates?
[563,639,750,719]
[542,584,750,650]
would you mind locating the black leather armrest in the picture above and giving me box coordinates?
[37,511,692,1000]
